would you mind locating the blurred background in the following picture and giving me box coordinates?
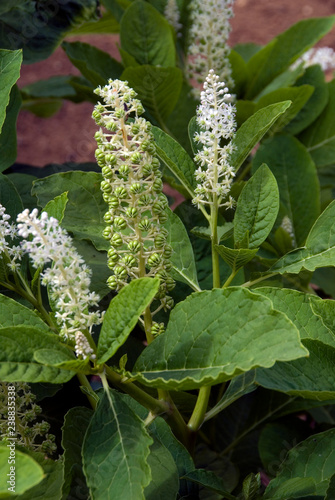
[15,0,335,167]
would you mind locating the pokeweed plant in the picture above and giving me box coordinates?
[2,1,335,499]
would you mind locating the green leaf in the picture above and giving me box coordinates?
[133,287,307,390]
[122,65,183,123]
[285,64,329,135]
[120,0,175,67]
[242,473,261,500]
[255,85,314,133]
[253,135,320,246]
[62,41,123,87]
[43,192,68,223]
[82,390,152,500]
[191,224,234,242]
[0,326,75,384]
[256,339,335,400]
[230,101,292,171]
[0,49,22,133]
[33,348,92,374]
[326,473,335,500]
[0,173,23,219]
[31,171,107,250]
[61,407,92,500]
[215,245,258,273]
[234,164,279,249]
[164,209,200,291]
[264,428,335,498]
[21,98,62,118]
[144,439,179,500]
[253,288,335,348]
[0,293,50,332]
[299,79,335,167]
[21,75,78,99]
[245,16,335,99]
[0,0,99,64]
[152,126,196,196]
[72,238,110,298]
[181,469,235,499]
[204,371,257,422]
[8,451,64,500]
[256,65,305,101]
[68,9,119,35]
[0,445,44,497]
[270,199,335,274]
[0,85,21,172]
[97,277,159,364]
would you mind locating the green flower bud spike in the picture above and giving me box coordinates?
[93,79,175,342]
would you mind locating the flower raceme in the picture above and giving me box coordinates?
[15,208,102,359]
[92,79,175,314]
[193,70,237,210]
[186,0,234,96]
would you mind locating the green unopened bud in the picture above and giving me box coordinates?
[130,182,144,194]
[107,276,119,290]
[153,178,163,192]
[114,217,127,230]
[152,201,167,214]
[154,234,166,248]
[126,207,138,218]
[119,165,130,178]
[165,276,175,291]
[128,240,141,253]
[103,227,113,240]
[152,158,160,171]
[114,187,128,199]
[164,260,173,271]
[131,152,143,164]
[158,212,168,223]
[101,180,112,193]
[108,254,119,266]
[108,247,119,260]
[105,154,117,165]
[138,218,151,231]
[151,322,165,337]
[131,123,140,134]
[122,255,137,268]
[162,244,173,258]
[102,166,113,179]
[147,253,161,268]
[138,194,151,207]
[142,164,153,177]
[103,212,113,224]
[108,197,119,209]
[114,266,127,278]
[115,108,125,118]
[111,233,123,247]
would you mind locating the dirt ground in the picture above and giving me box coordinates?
[16,0,335,167]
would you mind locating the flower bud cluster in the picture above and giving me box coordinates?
[0,205,23,272]
[193,70,236,209]
[164,0,182,36]
[186,0,234,97]
[17,209,102,359]
[0,382,56,456]
[292,47,335,72]
[93,79,175,311]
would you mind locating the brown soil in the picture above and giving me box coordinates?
[16,0,335,167]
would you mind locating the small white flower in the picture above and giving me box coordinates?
[192,70,236,209]
[164,0,182,35]
[292,47,335,72]
[17,209,102,358]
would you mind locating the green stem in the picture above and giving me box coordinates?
[210,203,220,289]
[222,269,237,288]
[235,160,252,183]
[242,272,277,288]
[77,373,97,410]
[104,365,190,447]
[188,386,211,432]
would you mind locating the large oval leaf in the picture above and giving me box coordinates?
[253,135,320,246]
[133,288,307,390]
